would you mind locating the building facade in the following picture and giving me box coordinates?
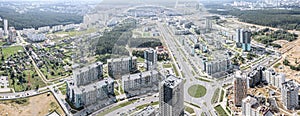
[281,80,299,110]
[144,48,157,70]
[265,68,285,90]
[122,70,160,97]
[159,75,184,116]
[66,78,114,108]
[107,56,137,79]
[234,71,248,107]
[242,96,259,116]
[73,62,103,86]
[3,19,8,36]
[236,28,251,51]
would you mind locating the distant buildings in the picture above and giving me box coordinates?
[7,27,17,44]
[73,62,103,86]
[52,25,63,32]
[200,57,231,77]
[66,62,115,109]
[107,56,137,79]
[3,19,8,36]
[159,75,184,116]
[0,28,3,39]
[38,26,50,33]
[236,28,251,51]
[64,24,76,31]
[135,106,156,116]
[205,18,212,32]
[122,70,160,97]
[26,33,47,42]
[281,80,299,110]
[234,71,248,107]
[144,48,157,70]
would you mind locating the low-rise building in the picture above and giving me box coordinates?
[107,56,137,79]
[122,70,160,97]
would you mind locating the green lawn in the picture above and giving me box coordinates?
[211,88,220,104]
[54,28,97,37]
[185,106,195,114]
[188,84,207,98]
[97,100,137,116]
[195,77,212,83]
[2,46,23,59]
[214,105,228,116]
[172,63,179,76]
[58,83,67,95]
[163,63,172,68]
[137,57,144,63]
[219,89,225,102]
[136,101,159,110]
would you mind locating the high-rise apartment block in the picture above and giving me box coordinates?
[66,78,114,108]
[242,96,259,116]
[205,18,212,32]
[144,48,157,70]
[3,19,8,36]
[122,70,160,97]
[159,75,184,116]
[66,62,115,109]
[236,28,251,51]
[234,71,248,107]
[107,56,137,79]
[248,66,264,88]
[281,80,299,110]
[73,62,103,86]
[265,68,285,90]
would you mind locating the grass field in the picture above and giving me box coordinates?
[185,106,195,114]
[2,46,23,59]
[136,101,159,110]
[97,100,138,116]
[58,83,67,95]
[214,105,228,116]
[219,89,225,102]
[163,63,172,68]
[211,88,220,104]
[188,84,207,98]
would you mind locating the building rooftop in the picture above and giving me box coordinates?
[73,62,103,75]
[282,80,299,91]
[122,70,158,81]
[242,96,258,107]
[68,77,114,94]
[107,56,137,63]
[162,75,182,88]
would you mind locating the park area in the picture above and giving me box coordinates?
[188,84,207,98]
[0,93,65,116]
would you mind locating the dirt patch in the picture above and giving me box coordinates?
[0,93,65,116]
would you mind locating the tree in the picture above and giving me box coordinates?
[283,59,290,66]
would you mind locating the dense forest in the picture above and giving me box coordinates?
[0,7,83,30]
[208,8,300,30]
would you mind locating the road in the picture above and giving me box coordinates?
[157,22,221,116]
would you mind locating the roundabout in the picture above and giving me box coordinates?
[188,84,207,98]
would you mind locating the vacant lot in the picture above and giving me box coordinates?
[0,93,65,116]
